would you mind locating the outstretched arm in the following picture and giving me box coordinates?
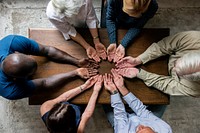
[77,75,103,133]
[40,75,99,116]
[136,69,195,96]
[32,68,98,91]
[38,43,97,67]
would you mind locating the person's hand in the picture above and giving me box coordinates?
[86,46,101,62]
[113,44,125,63]
[114,68,139,78]
[95,42,107,60]
[107,43,117,62]
[111,69,125,89]
[78,58,99,68]
[93,75,103,92]
[76,68,98,79]
[116,56,142,68]
[103,73,117,93]
[84,75,99,89]
[111,69,129,96]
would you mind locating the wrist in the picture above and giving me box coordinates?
[110,89,118,95]
[136,57,142,65]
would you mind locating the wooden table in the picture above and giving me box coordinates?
[28,28,170,105]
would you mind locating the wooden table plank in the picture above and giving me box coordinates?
[28,28,170,105]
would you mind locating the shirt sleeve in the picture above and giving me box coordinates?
[138,31,200,64]
[121,0,158,48]
[85,0,99,28]
[123,92,156,119]
[10,35,40,55]
[111,93,129,133]
[106,0,117,44]
[49,18,77,40]
[136,69,198,96]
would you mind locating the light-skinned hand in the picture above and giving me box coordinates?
[95,43,107,60]
[116,56,142,68]
[86,46,101,62]
[107,43,117,62]
[113,44,125,63]
[84,75,99,89]
[111,69,125,89]
[114,68,139,78]
[93,75,103,92]
[78,58,99,68]
[103,73,117,93]
[76,68,98,79]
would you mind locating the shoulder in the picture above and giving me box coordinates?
[40,100,56,116]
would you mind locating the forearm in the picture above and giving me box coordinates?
[123,92,152,118]
[106,3,117,44]
[121,28,141,48]
[89,28,101,45]
[117,85,129,96]
[32,70,78,90]
[54,83,89,102]
[77,90,100,133]
[137,69,187,95]
[43,46,79,65]
[82,90,99,118]
[70,33,90,49]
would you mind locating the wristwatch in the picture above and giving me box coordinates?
[111,90,118,95]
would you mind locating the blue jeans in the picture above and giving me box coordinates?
[102,104,167,127]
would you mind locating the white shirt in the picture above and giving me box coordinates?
[46,0,99,40]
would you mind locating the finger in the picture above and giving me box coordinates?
[93,55,101,62]
[111,69,117,77]
[88,58,96,63]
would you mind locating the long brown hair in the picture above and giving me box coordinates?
[46,103,76,133]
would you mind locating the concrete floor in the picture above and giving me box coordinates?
[0,0,200,132]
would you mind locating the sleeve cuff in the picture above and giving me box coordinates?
[62,27,77,40]
[136,69,148,79]
[86,20,99,28]
[111,93,122,104]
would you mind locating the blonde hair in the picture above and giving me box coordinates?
[175,51,200,81]
[51,0,84,17]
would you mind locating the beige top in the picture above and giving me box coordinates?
[46,0,99,40]
[137,31,200,97]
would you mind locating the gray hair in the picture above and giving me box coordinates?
[51,0,84,17]
[175,51,200,81]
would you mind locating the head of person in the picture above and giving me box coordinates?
[1,53,37,78]
[175,51,200,81]
[46,103,76,133]
[136,125,155,133]
[123,0,151,17]
[51,0,84,17]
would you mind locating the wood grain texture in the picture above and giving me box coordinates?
[28,28,170,105]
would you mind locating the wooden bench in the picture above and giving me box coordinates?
[28,28,170,105]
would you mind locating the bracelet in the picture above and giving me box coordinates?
[93,36,99,39]
[80,86,84,92]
